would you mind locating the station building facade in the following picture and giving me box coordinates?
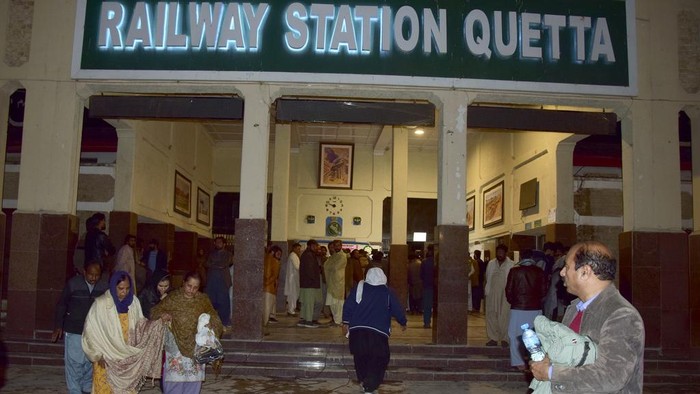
[0,0,698,358]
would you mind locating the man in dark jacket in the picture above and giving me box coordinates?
[141,238,168,281]
[505,249,546,371]
[419,245,435,328]
[471,249,486,312]
[52,261,108,394]
[83,213,115,270]
[343,267,407,394]
[297,239,322,328]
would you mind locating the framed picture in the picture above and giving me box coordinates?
[196,187,211,226]
[173,170,192,217]
[483,181,504,228]
[319,143,354,189]
[466,196,475,231]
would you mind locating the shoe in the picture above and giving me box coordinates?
[486,340,498,346]
[515,365,530,372]
[287,311,298,316]
[268,316,278,323]
[297,320,317,328]
[297,320,318,328]
[222,325,232,333]
[423,324,431,329]
[501,341,509,348]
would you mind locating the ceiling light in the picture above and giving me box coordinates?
[414,129,425,135]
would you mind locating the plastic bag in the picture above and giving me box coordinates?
[193,313,224,364]
[193,336,224,364]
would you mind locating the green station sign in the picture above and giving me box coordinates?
[73,0,636,95]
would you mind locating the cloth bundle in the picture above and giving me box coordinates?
[529,315,598,394]
[193,313,224,364]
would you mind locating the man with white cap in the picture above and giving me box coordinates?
[342,268,407,394]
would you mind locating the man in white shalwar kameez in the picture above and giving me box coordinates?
[284,243,302,315]
[484,244,514,347]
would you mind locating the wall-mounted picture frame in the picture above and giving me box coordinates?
[319,143,354,189]
[196,187,211,226]
[466,196,475,231]
[173,170,192,217]
[483,181,504,228]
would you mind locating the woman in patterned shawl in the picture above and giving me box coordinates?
[82,271,167,394]
[151,271,223,394]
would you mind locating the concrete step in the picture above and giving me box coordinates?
[6,337,700,385]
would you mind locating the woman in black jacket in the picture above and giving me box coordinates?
[138,270,171,318]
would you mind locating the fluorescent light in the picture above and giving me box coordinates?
[413,232,427,242]
[414,129,425,135]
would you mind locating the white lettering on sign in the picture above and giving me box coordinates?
[284,3,308,51]
[284,4,445,55]
[95,2,616,65]
[354,6,379,54]
[464,10,616,63]
[99,1,269,52]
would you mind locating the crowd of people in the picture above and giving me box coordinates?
[54,215,229,394]
[54,212,644,393]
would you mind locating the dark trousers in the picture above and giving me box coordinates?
[409,294,423,313]
[349,329,390,393]
[422,287,434,327]
[471,285,484,312]
[206,275,231,326]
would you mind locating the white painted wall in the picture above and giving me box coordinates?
[130,120,214,236]
[467,130,573,242]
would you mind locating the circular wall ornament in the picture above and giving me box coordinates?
[325,196,344,215]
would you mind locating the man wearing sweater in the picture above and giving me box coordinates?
[52,261,108,394]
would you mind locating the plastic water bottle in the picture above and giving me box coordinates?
[521,323,545,362]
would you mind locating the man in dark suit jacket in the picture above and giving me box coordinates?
[142,238,168,281]
[530,241,645,393]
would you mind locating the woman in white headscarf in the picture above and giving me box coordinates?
[342,268,407,394]
[82,271,168,394]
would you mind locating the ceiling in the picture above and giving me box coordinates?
[203,120,438,151]
[12,89,692,170]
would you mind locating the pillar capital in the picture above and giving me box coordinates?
[16,80,83,214]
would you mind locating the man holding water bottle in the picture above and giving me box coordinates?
[530,241,645,393]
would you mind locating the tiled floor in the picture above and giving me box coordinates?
[5,365,700,393]
[262,310,489,346]
[1,365,527,393]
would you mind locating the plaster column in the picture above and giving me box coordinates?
[233,85,272,340]
[113,126,136,211]
[389,127,408,310]
[0,83,19,300]
[686,107,700,356]
[619,100,689,357]
[545,136,587,246]
[6,81,83,338]
[433,91,470,345]
[271,124,291,312]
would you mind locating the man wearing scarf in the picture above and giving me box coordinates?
[342,268,407,394]
[82,271,167,394]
